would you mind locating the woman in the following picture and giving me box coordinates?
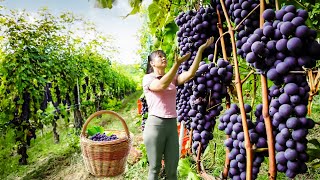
[142,36,214,180]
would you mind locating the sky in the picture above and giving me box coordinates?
[0,0,151,64]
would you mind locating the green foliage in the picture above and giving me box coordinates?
[139,0,192,72]
[93,0,144,17]
[307,138,320,169]
[0,129,16,176]
[94,0,114,8]
[125,0,144,17]
[202,140,217,169]
[304,2,320,30]
[138,143,148,167]
[177,157,200,180]
[36,102,56,125]
[101,98,122,111]
[87,126,104,136]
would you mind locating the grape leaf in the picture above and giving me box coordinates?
[177,158,192,177]
[94,0,113,9]
[123,0,143,18]
[307,148,320,161]
[187,172,200,180]
[106,131,113,136]
[311,161,320,169]
[309,138,320,148]
[87,126,104,136]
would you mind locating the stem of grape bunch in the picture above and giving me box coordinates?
[275,0,279,11]
[217,10,228,60]
[250,74,257,116]
[196,142,202,173]
[213,4,260,64]
[241,70,255,85]
[219,0,254,179]
[216,8,231,179]
[213,31,229,63]
[188,129,193,155]
[234,4,261,31]
[260,0,277,179]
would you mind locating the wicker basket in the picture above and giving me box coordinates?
[80,110,132,177]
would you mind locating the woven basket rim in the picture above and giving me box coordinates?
[80,129,133,144]
[80,134,132,145]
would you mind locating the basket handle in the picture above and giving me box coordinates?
[81,110,130,139]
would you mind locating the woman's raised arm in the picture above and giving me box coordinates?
[176,36,215,86]
[149,52,191,91]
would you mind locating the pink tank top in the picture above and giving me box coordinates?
[143,74,177,118]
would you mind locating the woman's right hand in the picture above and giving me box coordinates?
[175,52,191,65]
[199,36,215,51]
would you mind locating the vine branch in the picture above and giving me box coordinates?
[260,1,276,179]
[241,70,255,85]
[234,4,261,31]
[219,0,254,179]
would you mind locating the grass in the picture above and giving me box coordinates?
[0,128,81,180]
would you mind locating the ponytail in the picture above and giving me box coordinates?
[146,55,154,74]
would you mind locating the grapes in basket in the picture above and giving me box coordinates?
[90,132,119,142]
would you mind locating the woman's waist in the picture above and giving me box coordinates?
[148,108,177,118]
[146,115,177,126]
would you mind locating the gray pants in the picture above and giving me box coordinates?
[143,115,179,180]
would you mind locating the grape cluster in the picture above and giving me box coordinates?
[21,92,31,121]
[175,6,222,129]
[65,92,71,107]
[176,81,193,129]
[26,126,37,146]
[90,132,118,142]
[223,0,260,58]
[268,82,315,178]
[239,6,319,178]
[40,90,48,111]
[240,6,320,75]
[189,59,233,153]
[140,96,148,131]
[218,104,268,180]
[210,0,223,15]
[175,7,218,61]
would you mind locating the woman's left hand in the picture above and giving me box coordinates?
[175,52,191,65]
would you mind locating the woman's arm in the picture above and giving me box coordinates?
[176,37,215,85]
[149,53,191,91]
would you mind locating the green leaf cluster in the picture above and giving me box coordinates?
[177,157,201,180]
[307,139,320,169]
[139,0,191,72]
[87,126,104,136]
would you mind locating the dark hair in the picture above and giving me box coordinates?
[146,50,166,74]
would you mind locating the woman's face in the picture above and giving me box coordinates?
[151,53,167,69]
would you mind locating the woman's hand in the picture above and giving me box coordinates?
[199,36,215,51]
[175,36,215,85]
[175,52,191,65]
